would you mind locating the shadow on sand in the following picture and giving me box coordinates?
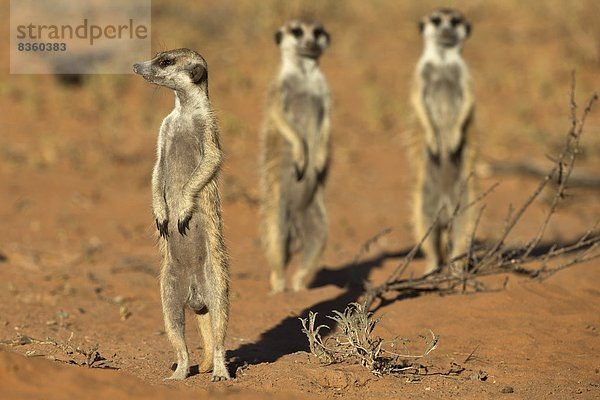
[228,232,598,376]
[227,245,414,375]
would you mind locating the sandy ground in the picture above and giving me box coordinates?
[1,1,599,399]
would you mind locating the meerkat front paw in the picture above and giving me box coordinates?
[293,142,308,180]
[153,201,169,238]
[177,212,193,236]
[155,218,169,239]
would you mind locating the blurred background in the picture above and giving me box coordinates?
[1,0,599,276]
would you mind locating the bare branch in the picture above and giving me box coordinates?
[363,77,598,311]
[351,227,393,266]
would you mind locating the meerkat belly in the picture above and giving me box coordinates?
[422,63,463,149]
[286,93,323,154]
[163,133,209,264]
[284,92,323,208]
[421,63,467,212]
[164,134,202,209]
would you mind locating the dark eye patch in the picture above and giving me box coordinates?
[313,27,324,38]
[430,16,442,26]
[291,27,303,38]
[159,58,175,68]
[450,16,462,27]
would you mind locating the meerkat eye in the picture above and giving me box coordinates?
[313,27,324,38]
[159,58,174,68]
[291,27,304,38]
[430,16,442,26]
[450,16,462,27]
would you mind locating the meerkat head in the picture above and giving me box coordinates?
[133,48,208,91]
[275,18,330,60]
[419,8,471,50]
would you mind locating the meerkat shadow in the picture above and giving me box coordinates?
[307,245,417,289]
[498,233,600,263]
[188,364,201,377]
[227,246,417,376]
[227,287,362,377]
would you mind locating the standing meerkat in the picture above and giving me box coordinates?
[410,8,476,274]
[133,48,230,381]
[260,18,331,293]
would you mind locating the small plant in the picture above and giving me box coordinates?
[300,302,438,376]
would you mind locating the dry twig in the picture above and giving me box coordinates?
[300,78,598,379]
[364,77,598,310]
[0,332,116,369]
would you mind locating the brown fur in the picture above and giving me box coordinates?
[133,48,230,381]
[260,18,331,292]
[410,9,476,274]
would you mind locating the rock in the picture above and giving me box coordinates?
[500,385,514,394]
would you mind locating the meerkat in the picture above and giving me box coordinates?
[260,18,331,293]
[133,48,230,381]
[410,8,476,274]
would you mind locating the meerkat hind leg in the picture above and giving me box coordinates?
[160,272,190,380]
[264,206,289,293]
[421,226,443,275]
[448,206,474,276]
[209,299,230,381]
[292,195,327,291]
[196,311,214,373]
[415,201,443,275]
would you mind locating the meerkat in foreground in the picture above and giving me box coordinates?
[133,48,230,381]
[260,18,331,293]
[410,9,476,274]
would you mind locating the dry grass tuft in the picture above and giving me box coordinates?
[300,302,437,377]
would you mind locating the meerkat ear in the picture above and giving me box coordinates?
[322,30,331,47]
[315,28,330,49]
[418,20,425,33]
[275,30,283,45]
[189,64,207,84]
[465,21,472,37]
